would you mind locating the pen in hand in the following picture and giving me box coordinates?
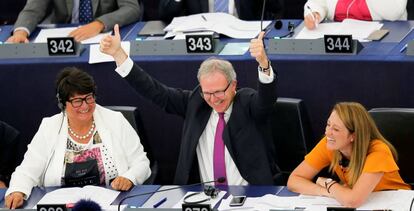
[306,5,318,28]
[153,197,167,208]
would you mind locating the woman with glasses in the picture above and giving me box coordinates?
[4,67,151,209]
[287,102,410,208]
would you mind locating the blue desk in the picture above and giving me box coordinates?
[0,185,160,208]
[1,21,414,184]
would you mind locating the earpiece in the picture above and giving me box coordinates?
[56,92,64,111]
[339,157,349,168]
[183,185,220,204]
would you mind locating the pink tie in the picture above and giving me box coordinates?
[213,112,227,185]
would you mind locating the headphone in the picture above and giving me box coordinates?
[56,77,65,111]
[274,20,296,38]
[183,185,220,204]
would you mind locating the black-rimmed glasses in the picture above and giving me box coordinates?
[200,82,231,100]
[68,94,95,108]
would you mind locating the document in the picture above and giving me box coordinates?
[164,13,271,39]
[173,191,226,208]
[295,19,383,41]
[218,190,414,211]
[35,186,120,209]
[34,27,111,44]
[89,41,130,64]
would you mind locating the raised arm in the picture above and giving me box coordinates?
[100,24,128,66]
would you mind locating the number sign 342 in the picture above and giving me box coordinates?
[47,37,76,56]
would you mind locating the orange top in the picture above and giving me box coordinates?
[305,137,410,191]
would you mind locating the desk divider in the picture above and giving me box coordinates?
[0,43,84,59]
[406,40,414,55]
[130,40,224,56]
[267,38,363,55]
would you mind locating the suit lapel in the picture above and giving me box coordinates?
[92,0,99,17]
[66,0,73,21]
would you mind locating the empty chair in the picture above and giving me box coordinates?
[270,98,314,184]
[105,106,158,184]
[369,108,414,187]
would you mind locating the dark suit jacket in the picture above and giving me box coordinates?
[0,121,22,186]
[159,0,284,22]
[13,0,140,33]
[125,63,280,185]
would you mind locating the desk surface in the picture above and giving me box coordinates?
[1,21,414,184]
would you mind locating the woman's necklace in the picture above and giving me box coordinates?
[68,121,95,140]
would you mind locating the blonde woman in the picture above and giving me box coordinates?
[287,102,410,207]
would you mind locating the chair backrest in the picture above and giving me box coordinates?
[270,98,314,181]
[105,106,158,184]
[369,108,414,186]
[0,120,22,186]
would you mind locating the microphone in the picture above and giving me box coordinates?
[117,177,226,211]
[260,0,267,31]
[274,21,296,39]
[72,199,102,211]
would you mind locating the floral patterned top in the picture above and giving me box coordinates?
[61,131,118,186]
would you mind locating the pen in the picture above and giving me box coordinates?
[400,44,408,53]
[153,197,167,208]
[306,5,318,28]
[201,15,207,22]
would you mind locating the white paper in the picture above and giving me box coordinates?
[164,13,270,39]
[219,42,250,55]
[89,41,130,64]
[34,27,111,44]
[295,19,383,41]
[174,191,226,209]
[35,186,120,209]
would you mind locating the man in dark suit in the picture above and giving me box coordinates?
[159,0,284,23]
[100,25,280,185]
[7,0,140,43]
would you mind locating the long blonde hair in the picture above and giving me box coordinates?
[329,102,398,187]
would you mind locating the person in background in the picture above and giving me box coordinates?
[5,67,151,209]
[288,102,410,207]
[0,120,22,188]
[159,0,284,23]
[100,24,281,186]
[303,0,407,29]
[6,0,141,43]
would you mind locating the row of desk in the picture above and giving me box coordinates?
[1,20,414,184]
[0,185,295,209]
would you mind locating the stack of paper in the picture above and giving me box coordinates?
[34,27,111,44]
[164,13,271,39]
[35,186,120,209]
[218,190,414,211]
[295,19,383,41]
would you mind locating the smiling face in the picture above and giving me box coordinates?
[65,93,96,124]
[325,110,354,156]
[199,71,237,113]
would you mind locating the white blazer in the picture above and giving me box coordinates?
[6,105,151,198]
[304,0,407,21]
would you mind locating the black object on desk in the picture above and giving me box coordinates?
[138,21,166,36]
